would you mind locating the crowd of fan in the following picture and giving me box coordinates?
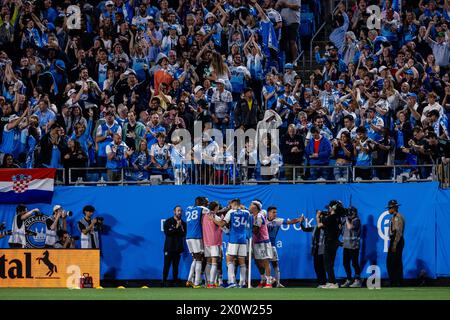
[0,0,450,184]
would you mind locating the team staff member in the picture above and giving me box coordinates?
[386,200,405,287]
[300,211,326,287]
[9,204,40,248]
[45,205,68,248]
[78,205,100,249]
[162,205,187,287]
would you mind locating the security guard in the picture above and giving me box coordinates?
[386,200,405,287]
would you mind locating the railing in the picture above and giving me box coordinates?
[57,164,448,187]
[309,0,344,69]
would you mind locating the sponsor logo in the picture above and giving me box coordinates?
[377,211,391,253]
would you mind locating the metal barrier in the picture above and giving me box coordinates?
[439,163,450,189]
[64,164,442,186]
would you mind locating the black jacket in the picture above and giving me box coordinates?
[37,134,68,167]
[163,217,187,253]
[234,98,263,129]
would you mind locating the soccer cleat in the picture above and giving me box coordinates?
[276,283,285,288]
[257,282,266,288]
[341,280,352,288]
[319,283,331,289]
[350,279,362,288]
[263,283,273,289]
[207,284,216,289]
[192,285,202,289]
[226,283,237,289]
[238,284,247,289]
[186,281,194,287]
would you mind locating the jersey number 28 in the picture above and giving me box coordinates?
[186,210,199,222]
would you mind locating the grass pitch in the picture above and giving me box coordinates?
[0,287,450,300]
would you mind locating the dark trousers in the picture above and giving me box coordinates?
[343,248,361,280]
[9,243,23,248]
[323,242,339,284]
[313,252,327,285]
[387,238,404,286]
[163,252,181,283]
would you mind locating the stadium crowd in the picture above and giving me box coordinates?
[0,0,450,183]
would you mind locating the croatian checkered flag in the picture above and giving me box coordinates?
[0,169,56,203]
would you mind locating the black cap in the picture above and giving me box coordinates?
[386,200,400,209]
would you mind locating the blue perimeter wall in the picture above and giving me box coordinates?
[1,182,449,280]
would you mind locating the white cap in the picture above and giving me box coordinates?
[215,79,226,85]
[105,1,114,6]
[379,66,388,72]
[205,12,216,20]
[53,205,62,212]
[194,85,203,94]
[67,89,77,97]
[123,68,137,76]
[8,114,19,122]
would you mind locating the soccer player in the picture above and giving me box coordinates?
[249,200,273,288]
[202,201,223,288]
[185,196,209,288]
[209,198,251,288]
[266,206,301,287]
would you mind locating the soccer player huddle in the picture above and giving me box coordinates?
[184,197,300,289]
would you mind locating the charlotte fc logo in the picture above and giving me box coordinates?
[12,174,32,193]
[24,215,48,248]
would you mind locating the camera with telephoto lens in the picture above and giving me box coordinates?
[327,200,353,217]
[65,210,73,217]
[70,235,80,241]
[0,222,5,231]
[34,210,44,216]
[95,217,105,232]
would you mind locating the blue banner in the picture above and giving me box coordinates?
[0,183,446,280]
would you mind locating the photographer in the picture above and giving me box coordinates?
[319,200,343,289]
[78,205,100,249]
[54,230,76,249]
[45,205,69,248]
[341,207,362,288]
[8,204,40,248]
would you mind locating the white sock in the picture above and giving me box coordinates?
[274,266,280,284]
[204,263,211,284]
[239,265,247,286]
[188,261,196,282]
[265,275,271,284]
[194,261,202,286]
[210,263,217,285]
[218,274,223,285]
[227,262,236,284]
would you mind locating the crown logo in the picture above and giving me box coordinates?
[33,227,46,242]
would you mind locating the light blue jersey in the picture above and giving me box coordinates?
[267,218,286,246]
[185,205,208,239]
[224,209,252,244]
